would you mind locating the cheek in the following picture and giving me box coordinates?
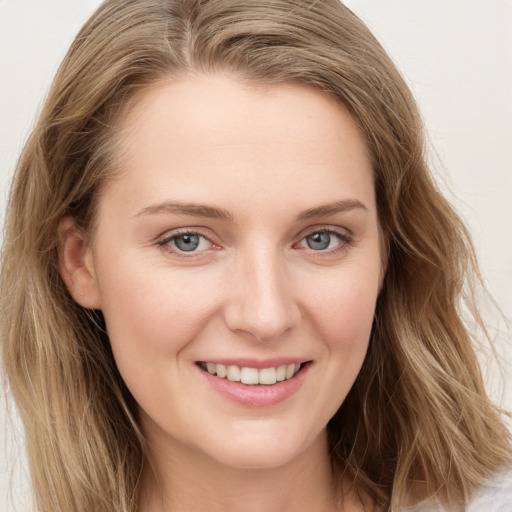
[299,263,379,353]
[94,256,223,372]
[291,263,379,429]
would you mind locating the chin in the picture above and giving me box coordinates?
[199,422,325,471]
[210,447,303,471]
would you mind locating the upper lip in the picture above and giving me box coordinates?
[197,358,312,369]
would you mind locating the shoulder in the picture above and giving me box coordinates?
[466,468,512,512]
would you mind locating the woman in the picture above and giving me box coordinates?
[1,1,510,511]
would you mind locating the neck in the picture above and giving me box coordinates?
[138,428,343,512]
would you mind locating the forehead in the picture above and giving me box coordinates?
[105,73,375,218]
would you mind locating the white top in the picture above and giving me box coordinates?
[405,469,512,511]
[466,469,512,512]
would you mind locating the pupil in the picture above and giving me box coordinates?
[175,234,200,251]
[306,232,330,250]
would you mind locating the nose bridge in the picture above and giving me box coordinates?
[224,243,300,341]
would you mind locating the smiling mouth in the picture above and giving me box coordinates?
[198,361,311,385]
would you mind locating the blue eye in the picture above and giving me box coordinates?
[305,232,331,250]
[173,234,201,252]
[158,231,213,253]
[299,229,351,251]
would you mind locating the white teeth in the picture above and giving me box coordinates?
[259,367,277,385]
[227,365,241,382]
[202,362,304,385]
[216,364,227,378]
[240,367,259,385]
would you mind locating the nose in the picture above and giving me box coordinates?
[223,247,301,342]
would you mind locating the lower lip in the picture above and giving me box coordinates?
[197,363,311,407]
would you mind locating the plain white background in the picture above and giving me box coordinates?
[1,1,511,510]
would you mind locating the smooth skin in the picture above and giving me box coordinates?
[60,74,384,511]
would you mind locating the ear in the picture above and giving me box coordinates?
[58,217,102,309]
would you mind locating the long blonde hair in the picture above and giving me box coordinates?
[1,1,510,510]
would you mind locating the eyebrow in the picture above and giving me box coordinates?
[296,199,368,220]
[134,201,234,221]
[134,198,367,221]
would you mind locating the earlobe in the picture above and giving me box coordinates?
[58,217,102,309]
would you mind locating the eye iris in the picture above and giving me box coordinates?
[174,234,200,251]
[306,232,331,250]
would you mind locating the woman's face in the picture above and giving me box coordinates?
[74,74,384,469]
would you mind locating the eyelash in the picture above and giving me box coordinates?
[156,229,218,258]
[295,227,354,254]
[156,226,354,258]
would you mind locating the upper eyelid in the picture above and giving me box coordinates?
[294,226,354,252]
[155,230,219,260]
[156,229,217,253]
[157,227,214,243]
[298,224,353,239]
[154,225,353,248]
